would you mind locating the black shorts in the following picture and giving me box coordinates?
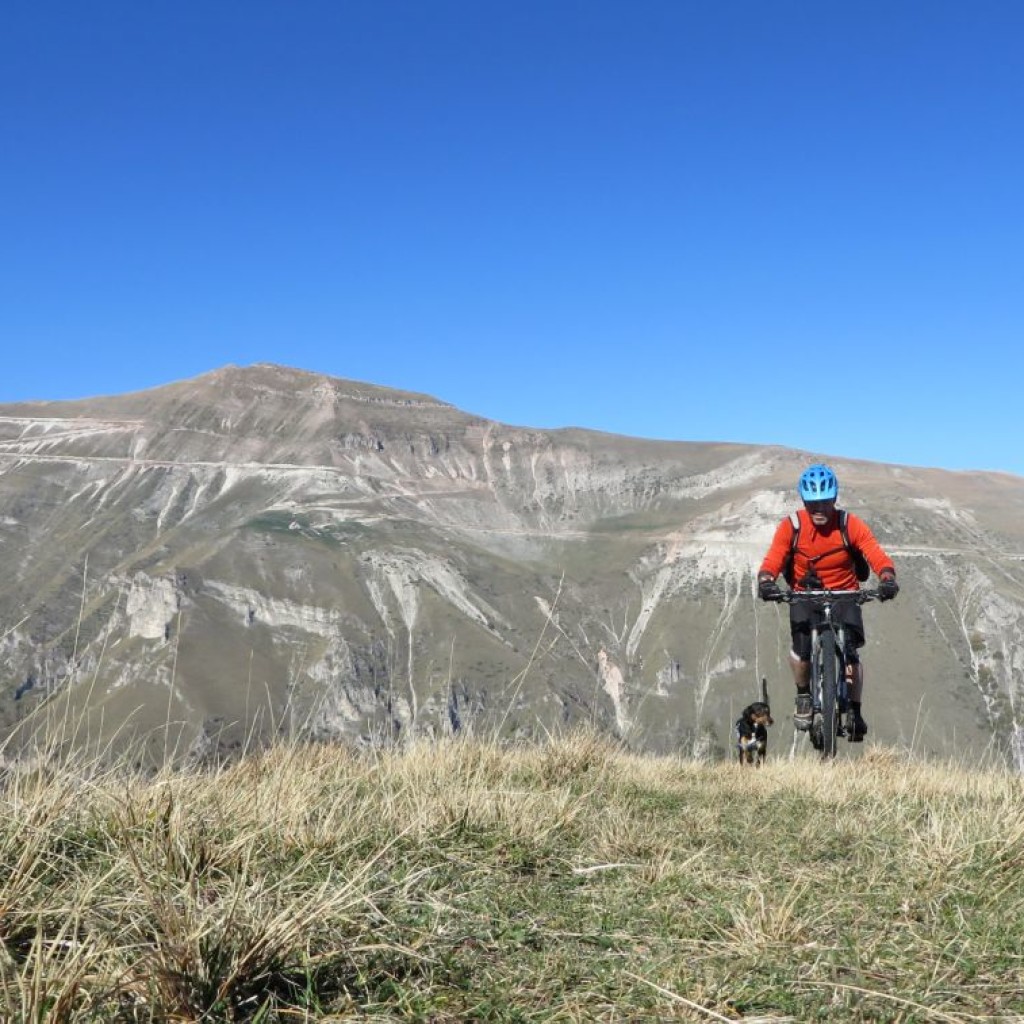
[789,600,865,663]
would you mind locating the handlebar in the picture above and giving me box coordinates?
[766,588,881,606]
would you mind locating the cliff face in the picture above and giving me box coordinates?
[2,364,1023,768]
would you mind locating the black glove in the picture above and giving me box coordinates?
[758,574,781,601]
[878,571,899,601]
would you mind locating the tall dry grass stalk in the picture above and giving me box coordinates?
[0,730,1022,1021]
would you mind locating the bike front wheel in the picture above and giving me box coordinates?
[818,631,840,758]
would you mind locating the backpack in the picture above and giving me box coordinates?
[781,509,870,586]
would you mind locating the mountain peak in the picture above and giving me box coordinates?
[186,363,455,411]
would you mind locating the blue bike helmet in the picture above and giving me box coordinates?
[798,464,838,501]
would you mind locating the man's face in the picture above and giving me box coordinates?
[804,499,836,528]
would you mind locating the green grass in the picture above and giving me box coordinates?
[1,733,1022,1021]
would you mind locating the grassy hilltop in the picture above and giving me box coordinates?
[2,732,1022,1022]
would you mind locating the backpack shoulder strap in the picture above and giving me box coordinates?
[838,509,864,553]
[788,511,801,549]
[838,509,871,580]
[837,509,851,550]
[782,511,801,585]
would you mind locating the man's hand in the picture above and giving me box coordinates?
[758,574,781,602]
[878,570,899,601]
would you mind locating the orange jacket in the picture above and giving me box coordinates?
[759,508,895,591]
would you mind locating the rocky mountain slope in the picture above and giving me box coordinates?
[2,364,1023,768]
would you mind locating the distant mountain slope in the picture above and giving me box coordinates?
[2,363,1023,768]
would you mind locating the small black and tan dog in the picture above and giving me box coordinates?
[734,701,774,766]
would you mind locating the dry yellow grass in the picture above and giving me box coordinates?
[1,731,1022,1021]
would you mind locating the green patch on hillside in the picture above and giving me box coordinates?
[242,510,374,545]
[587,505,696,535]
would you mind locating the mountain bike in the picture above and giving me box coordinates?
[766,588,881,759]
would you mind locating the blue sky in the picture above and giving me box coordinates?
[3,2,1023,476]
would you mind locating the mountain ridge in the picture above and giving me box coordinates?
[1,363,1022,770]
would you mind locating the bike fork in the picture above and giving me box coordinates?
[835,625,849,735]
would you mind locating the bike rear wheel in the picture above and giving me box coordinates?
[819,631,839,758]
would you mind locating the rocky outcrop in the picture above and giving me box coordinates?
[126,573,181,640]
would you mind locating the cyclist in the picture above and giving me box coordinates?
[756,464,899,740]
